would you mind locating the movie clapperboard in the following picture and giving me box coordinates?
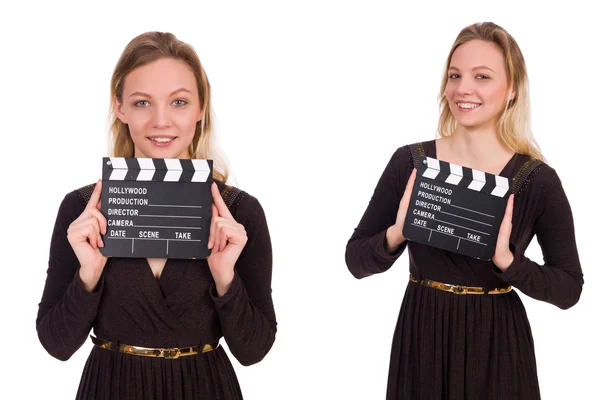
[99,157,213,259]
[402,157,511,260]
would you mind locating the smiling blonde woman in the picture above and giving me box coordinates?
[346,22,583,399]
[37,31,277,400]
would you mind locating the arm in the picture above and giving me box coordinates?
[345,147,412,279]
[211,194,277,366]
[36,192,104,361]
[496,167,584,309]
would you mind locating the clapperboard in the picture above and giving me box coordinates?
[402,157,511,260]
[99,157,213,259]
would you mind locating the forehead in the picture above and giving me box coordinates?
[122,58,198,95]
[450,40,505,71]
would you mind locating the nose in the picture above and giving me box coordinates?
[152,104,172,129]
[456,78,474,96]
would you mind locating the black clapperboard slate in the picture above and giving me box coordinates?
[99,157,213,259]
[402,157,511,260]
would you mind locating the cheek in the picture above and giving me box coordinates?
[486,84,509,107]
[444,82,458,102]
[126,113,152,139]
[176,112,200,134]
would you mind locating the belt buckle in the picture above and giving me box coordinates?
[451,285,468,295]
[161,348,181,359]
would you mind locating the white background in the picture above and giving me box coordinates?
[1,1,598,399]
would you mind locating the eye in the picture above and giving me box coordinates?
[476,74,490,80]
[134,100,150,107]
[172,99,188,106]
[448,74,460,79]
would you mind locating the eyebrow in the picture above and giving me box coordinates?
[448,66,496,73]
[128,88,193,98]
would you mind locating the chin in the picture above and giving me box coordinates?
[138,148,187,160]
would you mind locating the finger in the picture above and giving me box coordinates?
[88,220,102,249]
[211,182,234,220]
[505,194,514,219]
[502,195,514,225]
[219,226,228,252]
[79,221,101,249]
[208,204,218,250]
[212,205,222,252]
[499,195,514,238]
[87,180,103,211]
[217,223,247,246]
[88,208,108,235]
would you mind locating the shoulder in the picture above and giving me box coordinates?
[383,139,435,174]
[215,181,265,222]
[517,157,562,190]
[53,183,96,224]
[513,157,568,206]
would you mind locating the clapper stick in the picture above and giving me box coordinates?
[99,157,213,259]
[402,157,511,260]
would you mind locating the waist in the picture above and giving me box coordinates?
[90,335,219,359]
[409,274,512,295]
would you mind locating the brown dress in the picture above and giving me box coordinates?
[37,182,276,399]
[345,140,583,400]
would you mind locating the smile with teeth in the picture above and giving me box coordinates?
[457,102,481,109]
[150,137,174,143]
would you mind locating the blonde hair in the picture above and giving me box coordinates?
[437,22,545,162]
[109,31,229,182]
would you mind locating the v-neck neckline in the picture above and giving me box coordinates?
[431,139,517,177]
[145,258,171,285]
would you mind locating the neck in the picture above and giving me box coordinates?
[447,124,512,165]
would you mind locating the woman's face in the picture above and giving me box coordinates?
[115,57,203,159]
[444,40,514,131]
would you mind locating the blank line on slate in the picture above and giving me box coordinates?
[438,210,493,227]
[135,225,202,230]
[410,223,488,246]
[139,215,203,219]
[106,237,203,242]
[447,203,495,218]
[148,204,203,208]
[434,218,490,235]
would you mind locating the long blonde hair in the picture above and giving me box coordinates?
[109,31,229,182]
[437,22,545,162]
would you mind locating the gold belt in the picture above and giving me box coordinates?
[90,335,218,360]
[409,274,512,295]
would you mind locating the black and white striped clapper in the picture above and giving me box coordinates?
[402,157,511,260]
[99,157,213,259]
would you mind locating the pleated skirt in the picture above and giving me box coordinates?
[387,281,541,400]
[76,345,242,400]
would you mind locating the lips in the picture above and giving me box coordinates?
[148,136,176,147]
[456,102,481,110]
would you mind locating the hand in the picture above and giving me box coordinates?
[386,168,417,252]
[207,182,248,296]
[67,180,108,292]
[492,194,515,271]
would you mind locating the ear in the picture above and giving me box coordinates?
[114,97,127,124]
[197,107,204,123]
[509,88,516,101]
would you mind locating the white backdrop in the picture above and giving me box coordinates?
[1,1,598,399]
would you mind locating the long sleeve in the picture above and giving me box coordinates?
[496,166,584,309]
[210,193,277,366]
[36,192,104,361]
[345,147,412,278]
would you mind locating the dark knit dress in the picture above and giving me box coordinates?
[37,182,276,399]
[346,140,583,399]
